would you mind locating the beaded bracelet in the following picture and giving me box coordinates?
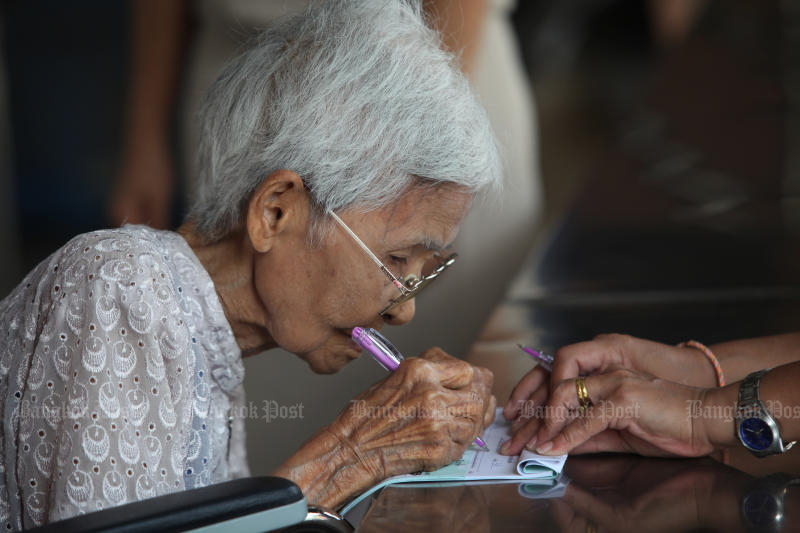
[678,340,726,387]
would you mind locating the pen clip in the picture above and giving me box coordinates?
[363,328,404,368]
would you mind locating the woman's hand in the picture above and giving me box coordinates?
[501,334,717,454]
[275,347,495,509]
[506,366,715,458]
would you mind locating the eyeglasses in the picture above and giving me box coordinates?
[328,211,457,316]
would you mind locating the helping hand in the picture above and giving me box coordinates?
[505,365,715,457]
[502,334,717,455]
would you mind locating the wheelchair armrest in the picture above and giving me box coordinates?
[28,476,306,533]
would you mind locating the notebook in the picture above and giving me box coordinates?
[340,408,568,514]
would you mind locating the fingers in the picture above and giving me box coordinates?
[503,366,548,420]
[364,350,494,468]
[418,346,452,363]
[418,349,476,390]
[400,355,470,390]
[535,408,612,456]
[500,416,540,455]
[500,386,549,455]
[535,371,630,454]
[510,385,548,433]
[483,395,497,428]
[503,336,622,422]
[550,336,626,386]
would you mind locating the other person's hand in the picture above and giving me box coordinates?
[505,365,714,457]
[502,334,717,454]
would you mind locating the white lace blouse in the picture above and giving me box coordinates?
[0,225,249,530]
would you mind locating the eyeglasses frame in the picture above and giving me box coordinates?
[327,211,456,316]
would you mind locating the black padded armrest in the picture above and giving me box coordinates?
[28,476,306,533]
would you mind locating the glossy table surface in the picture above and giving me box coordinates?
[357,452,800,532]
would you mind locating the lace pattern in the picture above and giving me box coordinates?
[0,226,248,530]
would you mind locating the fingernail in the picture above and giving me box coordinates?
[535,441,553,454]
[524,435,537,451]
[499,440,511,455]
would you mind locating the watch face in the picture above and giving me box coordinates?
[740,417,774,451]
[743,490,780,526]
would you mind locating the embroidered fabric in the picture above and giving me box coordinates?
[0,225,249,530]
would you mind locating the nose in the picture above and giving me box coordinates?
[382,298,416,326]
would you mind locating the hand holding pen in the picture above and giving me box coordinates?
[279,331,494,508]
[517,344,554,373]
[496,344,557,455]
[353,327,491,450]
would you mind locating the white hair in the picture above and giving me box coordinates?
[189,0,502,242]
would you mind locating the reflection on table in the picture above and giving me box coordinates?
[358,453,800,532]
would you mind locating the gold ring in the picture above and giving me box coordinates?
[575,377,593,410]
[586,522,599,533]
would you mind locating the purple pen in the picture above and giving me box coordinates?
[353,327,489,451]
[517,344,553,373]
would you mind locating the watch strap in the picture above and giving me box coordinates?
[738,369,769,408]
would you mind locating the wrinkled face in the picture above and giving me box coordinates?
[255,183,472,373]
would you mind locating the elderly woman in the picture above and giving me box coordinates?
[0,1,499,528]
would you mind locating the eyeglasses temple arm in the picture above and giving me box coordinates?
[327,211,409,293]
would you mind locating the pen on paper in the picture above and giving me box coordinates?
[352,327,490,451]
[517,344,553,373]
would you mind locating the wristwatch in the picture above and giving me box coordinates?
[741,473,800,533]
[735,369,796,457]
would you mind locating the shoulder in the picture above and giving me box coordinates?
[49,226,192,291]
[56,226,183,268]
[41,227,195,340]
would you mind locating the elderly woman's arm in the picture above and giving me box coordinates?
[9,235,196,526]
[274,349,495,509]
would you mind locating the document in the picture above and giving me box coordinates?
[340,408,568,514]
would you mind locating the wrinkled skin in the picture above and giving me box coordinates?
[274,348,495,508]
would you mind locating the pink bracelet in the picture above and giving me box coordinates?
[678,340,725,387]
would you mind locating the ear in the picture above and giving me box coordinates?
[246,170,308,253]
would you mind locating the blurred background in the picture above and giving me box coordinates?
[2,0,799,474]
